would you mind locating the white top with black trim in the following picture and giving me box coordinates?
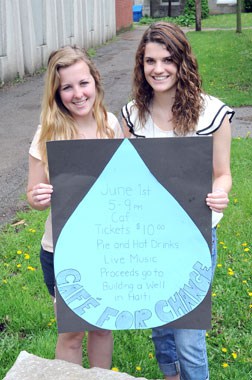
[121,94,234,138]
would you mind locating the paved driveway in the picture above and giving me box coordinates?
[0,26,251,226]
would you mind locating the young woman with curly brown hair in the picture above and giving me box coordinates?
[122,22,234,380]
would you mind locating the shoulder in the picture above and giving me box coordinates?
[29,125,42,160]
[121,100,144,137]
[121,100,138,121]
[196,94,235,135]
[107,112,119,126]
[106,112,123,138]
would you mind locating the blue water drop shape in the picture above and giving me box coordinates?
[54,139,212,330]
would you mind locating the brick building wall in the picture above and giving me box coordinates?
[115,0,133,32]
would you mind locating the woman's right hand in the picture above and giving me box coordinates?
[30,183,53,209]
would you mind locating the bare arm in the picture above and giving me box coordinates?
[206,116,232,213]
[27,155,53,211]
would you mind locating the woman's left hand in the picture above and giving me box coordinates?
[206,188,229,213]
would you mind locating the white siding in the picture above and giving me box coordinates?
[0,0,116,83]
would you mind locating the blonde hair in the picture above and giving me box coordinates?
[133,22,204,135]
[39,45,114,167]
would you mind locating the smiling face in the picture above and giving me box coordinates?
[143,42,178,96]
[58,60,96,122]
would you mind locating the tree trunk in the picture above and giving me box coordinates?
[150,0,154,18]
[195,0,202,32]
[236,0,242,33]
[168,0,172,17]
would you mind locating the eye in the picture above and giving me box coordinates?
[61,85,71,91]
[80,80,89,86]
[145,58,155,65]
[164,56,173,64]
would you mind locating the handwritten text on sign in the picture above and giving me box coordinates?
[54,139,212,330]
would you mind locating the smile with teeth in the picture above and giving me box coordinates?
[153,76,169,81]
[73,98,87,107]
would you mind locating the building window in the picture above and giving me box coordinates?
[216,0,236,4]
[160,0,180,4]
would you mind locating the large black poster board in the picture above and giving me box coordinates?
[47,137,213,333]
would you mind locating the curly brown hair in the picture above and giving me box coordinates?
[133,22,204,135]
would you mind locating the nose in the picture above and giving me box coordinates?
[73,86,83,98]
[154,61,164,74]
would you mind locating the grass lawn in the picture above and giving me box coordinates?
[139,12,252,29]
[188,29,252,106]
[1,138,251,379]
[201,12,252,29]
[0,13,252,380]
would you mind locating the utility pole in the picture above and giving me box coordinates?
[195,0,202,31]
[236,0,242,33]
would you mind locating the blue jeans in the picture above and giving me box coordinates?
[40,247,55,297]
[152,228,217,380]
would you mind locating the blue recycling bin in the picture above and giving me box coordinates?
[133,5,143,22]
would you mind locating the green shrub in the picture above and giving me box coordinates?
[184,0,209,19]
[176,14,195,27]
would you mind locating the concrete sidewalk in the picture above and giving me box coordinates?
[0,25,251,226]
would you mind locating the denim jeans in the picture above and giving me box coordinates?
[152,228,217,380]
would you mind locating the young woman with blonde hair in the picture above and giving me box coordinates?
[27,45,123,368]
